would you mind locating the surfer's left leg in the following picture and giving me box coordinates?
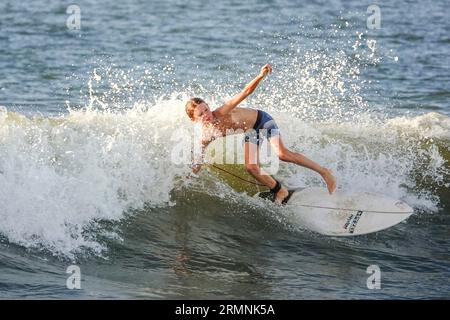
[268,135,337,194]
[243,141,289,203]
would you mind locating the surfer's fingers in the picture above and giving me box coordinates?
[261,64,271,73]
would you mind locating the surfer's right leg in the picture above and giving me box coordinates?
[268,135,337,194]
[243,141,289,203]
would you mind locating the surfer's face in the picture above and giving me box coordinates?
[193,103,213,124]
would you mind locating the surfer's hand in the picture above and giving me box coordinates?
[320,168,337,194]
[259,64,272,78]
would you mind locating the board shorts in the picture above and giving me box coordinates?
[244,110,280,146]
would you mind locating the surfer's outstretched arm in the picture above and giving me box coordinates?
[214,64,272,117]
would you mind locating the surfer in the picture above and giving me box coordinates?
[185,64,336,204]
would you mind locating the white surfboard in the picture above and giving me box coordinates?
[255,187,414,236]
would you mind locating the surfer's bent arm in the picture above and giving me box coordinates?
[191,139,211,174]
[214,64,272,117]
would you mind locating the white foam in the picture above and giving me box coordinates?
[386,112,450,141]
[0,100,190,258]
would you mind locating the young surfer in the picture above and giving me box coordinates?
[185,64,336,204]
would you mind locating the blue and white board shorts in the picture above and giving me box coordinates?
[244,110,280,146]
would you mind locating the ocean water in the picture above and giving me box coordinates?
[0,0,449,299]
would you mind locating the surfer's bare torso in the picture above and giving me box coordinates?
[201,107,258,142]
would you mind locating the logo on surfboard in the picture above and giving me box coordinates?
[343,210,364,234]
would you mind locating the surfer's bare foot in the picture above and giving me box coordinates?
[274,185,289,204]
[320,168,336,194]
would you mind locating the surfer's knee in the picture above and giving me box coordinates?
[245,163,260,175]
